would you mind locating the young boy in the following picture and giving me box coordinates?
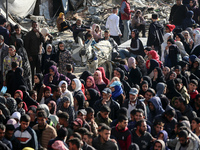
[40,86,51,104]
[188,79,199,101]
[95,105,112,126]
[14,114,38,149]
[86,107,98,136]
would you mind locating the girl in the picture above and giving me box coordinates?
[47,101,57,115]
[93,70,106,94]
[33,73,45,102]
[85,76,100,94]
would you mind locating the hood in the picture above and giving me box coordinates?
[165,105,175,112]
[128,57,136,69]
[158,130,168,143]
[156,82,166,97]
[80,71,92,83]
[163,33,171,43]
[11,112,21,121]
[154,140,165,150]
[148,59,159,75]
[189,54,197,63]
[0,96,7,105]
[88,88,100,100]
[153,21,163,29]
[149,96,164,115]
[38,104,50,117]
[186,10,194,18]
[143,76,152,87]
[149,50,159,61]
[74,93,85,109]
[73,78,82,92]
[132,29,139,39]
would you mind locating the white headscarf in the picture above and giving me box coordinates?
[59,80,68,94]
[73,78,82,92]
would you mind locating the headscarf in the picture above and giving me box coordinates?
[41,28,49,37]
[94,70,105,85]
[181,31,191,43]
[74,93,85,109]
[148,50,160,61]
[57,97,71,112]
[87,89,100,107]
[193,29,200,46]
[52,140,67,150]
[92,24,102,40]
[6,97,17,114]
[13,67,26,91]
[16,38,24,50]
[0,96,7,105]
[155,67,165,80]
[168,44,181,67]
[148,59,160,75]
[59,80,69,95]
[73,78,82,92]
[143,76,152,87]
[49,65,60,83]
[139,80,149,96]
[149,96,164,115]
[33,73,43,94]
[48,101,57,115]
[80,71,92,83]
[85,76,100,92]
[46,44,52,53]
[97,67,110,85]
[7,118,18,129]
[156,82,166,97]
[166,24,175,32]
[163,33,172,43]
[128,57,136,69]
[131,29,139,39]
[110,81,123,100]
[38,104,50,117]
[166,79,181,100]
[136,55,147,75]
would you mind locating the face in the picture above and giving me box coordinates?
[129,94,137,102]
[47,46,52,53]
[100,111,109,119]
[15,28,21,35]
[154,68,158,75]
[5,130,14,140]
[158,133,164,140]
[144,50,149,55]
[83,135,90,144]
[188,83,197,91]
[191,120,198,131]
[195,98,200,107]
[8,48,16,56]
[139,121,147,134]
[44,90,51,98]
[20,121,30,131]
[102,93,110,101]
[176,0,182,5]
[169,73,176,80]
[61,83,67,93]
[110,87,115,92]
[114,70,121,79]
[179,137,188,146]
[32,22,38,29]
[163,67,169,75]
[104,32,109,38]
[193,61,199,69]
[59,44,65,51]
[149,102,155,111]
[176,83,183,91]
[28,110,36,121]
[175,35,181,41]
[131,31,136,39]
[0,129,5,140]
[55,88,61,98]
[95,26,99,32]
[148,54,152,60]
[167,41,172,47]
[153,142,162,150]
[34,76,40,84]
[37,117,46,127]
[184,33,189,39]
[174,99,181,109]
[71,81,76,90]
[76,20,82,26]
[31,93,37,101]
[86,79,93,87]
[47,103,52,111]
[49,69,55,76]
[165,27,170,33]
[77,112,85,120]
[145,92,153,101]
[85,91,91,100]
[18,102,23,108]
[142,84,148,92]
[118,120,128,129]
[86,112,94,120]
[68,142,75,150]
[155,124,164,134]
[100,129,111,142]
[134,112,143,122]
[94,72,99,81]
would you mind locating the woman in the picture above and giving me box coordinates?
[55,42,73,75]
[175,33,189,57]
[136,55,147,76]
[161,33,172,62]
[167,71,177,81]
[110,81,125,106]
[33,73,45,102]
[92,24,102,42]
[85,76,100,94]
[97,67,110,85]
[139,81,148,96]
[146,50,162,69]
[41,28,53,51]
[94,70,106,94]
[162,66,170,81]
[72,78,85,100]
[74,93,85,113]
[47,101,57,115]
[57,97,75,123]
[166,79,181,101]
[15,38,32,90]
[128,57,142,86]
[6,97,17,115]
[187,0,200,24]
[58,80,73,106]
[43,65,70,86]
[166,44,181,67]
[119,29,144,59]
[80,71,92,84]
[189,57,200,77]
[85,88,100,108]
[141,76,152,88]
[147,59,160,78]
[156,82,167,97]
[182,30,194,54]
[152,67,165,89]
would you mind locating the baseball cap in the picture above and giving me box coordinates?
[129,88,138,95]
[73,118,83,126]
[102,88,112,94]
[78,109,87,116]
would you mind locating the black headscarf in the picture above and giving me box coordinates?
[155,67,164,79]
[74,93,85,109]
[16,38,24,50]
[168,44,181,67]
[33,73,43,95]
[87,88,100,107]
[148,59,160,75]
[139,80,148,96]
[143,76,152,87]
[166,79,181,100]
[80,71,92,83]
[13,67,26,93]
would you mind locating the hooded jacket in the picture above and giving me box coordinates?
[153,140,165,150]
[111,124,132,150]
[106,13,122,36]
[156,82,166,97]
[182,11,196,30]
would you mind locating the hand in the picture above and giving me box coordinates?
[119,34,122,37]
[0,110,2,115]
[169,21,171,24]
[56,123,61,130]
[151,45,155,50]
[102,99,107,105]
[3,81,6,86]
[165,46,168,50]
[189,40,193,45]
[29,56,33,62]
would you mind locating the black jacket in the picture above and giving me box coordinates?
[93,98,120,120]
[92,136,118,150]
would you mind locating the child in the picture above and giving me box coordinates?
[15,98,25,115]
[40,86,52,104]
[188,79,199,100]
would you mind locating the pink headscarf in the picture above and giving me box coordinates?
[85,76,100,93]
[52,140,67,150]
[94,70,105,85]
[128,57,136,68]
[97,67,110,85]
[7,118,19,129]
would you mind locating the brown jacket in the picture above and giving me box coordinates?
[33,124,57,148]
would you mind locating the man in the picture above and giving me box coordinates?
[93,125,118,150]
[123,88,147,119]
[71,19,90,43]
[188,79,199,101]
[66,63,76,91]
[174,65,188,88]
[93,88,120,120]
[175,130,195,150]
[10,24,25,45]
[153,140,165,150]
[151,121,165,138]
[0,35,8,88]
[147,14,164,55]
[83,132,93,146]
[175,78,190,104]
[45,85,61,104]
[95,105,112,126]
[73,118,83,132]
[47,127,69,150]
[0,16,9,45]
[5,124,21,150]
[106,7,122,45]
[77,109,91,131]
[174,97,197,122]
[14,114,38,149]
[193,94,200,117]
[33,110,57,148]
[0,124,12,149]
[68,138,82,150]
[25,21,44,81]
[169,0,188,27]
[121,0,134,42]
[3,45,22,85]
[111,115,131,150]
[131,119,154,150]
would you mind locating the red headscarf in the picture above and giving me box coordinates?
[81,83,87,100]
[97,67,110,85]
[146,50,162,69]
[14,90,28,112]
[166,24,176,32]
[85,76,100,94]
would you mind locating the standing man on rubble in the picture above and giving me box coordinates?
[25,21,44,82]
[120,0,134,42]
[0,16,9,45]
[106,7,122,45]
[169,0,188,28]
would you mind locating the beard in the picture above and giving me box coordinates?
[139,129,145,135]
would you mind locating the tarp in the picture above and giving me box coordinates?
[1,0,37,18]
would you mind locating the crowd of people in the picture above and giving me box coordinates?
[0,0,200,149]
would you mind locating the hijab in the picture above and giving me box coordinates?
[58,80,70,96]
[110,81,123,100]
[166,79,181,100]
[13,67,26,92]
[73,78,82,92]
[148,59,160,75]
[128,57,136,69]
[155,67,165,80]
[85,76,100,92]
[94,70,105,85]
[48,100,57,115]
[148,50,160,62]
[49,65,60,83]
[168,44,181,67]
[143,76,152,87]
[80,71,92,83]
[156,82,166,97]
[97,67,110,85]
[87,88,100,107]
[46,44,52,55]
[16,38,24,50]
[74,94,85,109]
[33,73,43,94]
